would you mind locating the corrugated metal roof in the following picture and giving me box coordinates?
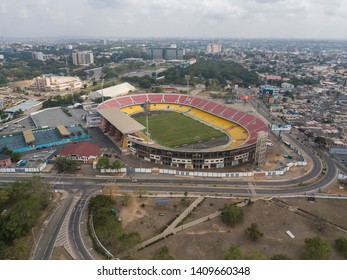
[5,99,41,113]
[97,107,145,134]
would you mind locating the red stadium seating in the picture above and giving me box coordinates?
[196,99,209,109]
[164,94,179,103]
[232,111,246,122]
[116,96,133,107]
[132,94,148,104]
[203,101,217,112]
[211,105,225,115]
[190,97,204,107]
[238,114,255,126]
[177,95,188,104]
[148,94,163,103]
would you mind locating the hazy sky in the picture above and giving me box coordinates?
[0,0,346,39]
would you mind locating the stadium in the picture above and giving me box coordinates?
[97,93,268,170]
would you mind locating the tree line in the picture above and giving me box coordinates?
[0,177,51,259]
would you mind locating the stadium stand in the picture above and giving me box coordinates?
[116,96,133,107]
[148,94,163,103]
[163,94,179,103]
[132,94,148,104]
[120,105,144,115]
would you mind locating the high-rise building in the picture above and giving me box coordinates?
[32,52,45,61]
[205,43,222,54]
[211,43,222,54]
[147,48,185,60]
[72,51,94,66]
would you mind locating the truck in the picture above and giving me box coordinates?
[284,154,293,159]
[16,160,27,167]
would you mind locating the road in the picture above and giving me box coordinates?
[32,191,74,260]
[31,188,99,260]
[68,189,97,260]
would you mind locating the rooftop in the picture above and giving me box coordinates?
[97,107,145,134]
[58,142,101,157]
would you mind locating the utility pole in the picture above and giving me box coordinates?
[185,75,190,95]
[101,78,105,103]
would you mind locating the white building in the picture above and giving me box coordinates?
[88,82,136,100]
[29,75,83,92]
[72,51,94,66]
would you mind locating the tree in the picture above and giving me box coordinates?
[224,243,242,260]
[245,223,263,241]
[304,236,330,260]
[119,232,141,252]
[96,156,110,171]
[221,204,244,226]
[1,197,41,242]
[335,237,347,256]
[54,157,80,173]
[110,159,122,171]
[314,136,326,148]
[152,246,175,260]
[2,148,21,162]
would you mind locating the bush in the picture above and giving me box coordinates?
[221,204,244,226]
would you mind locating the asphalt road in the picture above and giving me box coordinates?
[69,189,96,260]
[32,191,74,260]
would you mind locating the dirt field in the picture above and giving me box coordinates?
[115,195,347,260]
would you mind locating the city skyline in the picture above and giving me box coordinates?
[0,0,347,40]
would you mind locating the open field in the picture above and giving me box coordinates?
[135,112,226,147]
[114,195,347,260]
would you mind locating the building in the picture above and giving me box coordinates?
[72,51,94,66]
[57,142,102,163]
[4,99,42,116]
[32,52,56,62]
[263,93,275,104]
[0,154,12,167]
[146,48,185,60]
[29,75,83,92]
[259,85,279,100]
[281,82,295,90]
[32,52,45,61]
[88,82,136,100]
[205,43,222,54]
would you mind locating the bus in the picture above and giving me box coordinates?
[283,141,290,147]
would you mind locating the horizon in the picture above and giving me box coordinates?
[0,0,347,40]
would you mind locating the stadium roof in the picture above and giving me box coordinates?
[97,107,145,134]
[89,82,136,100]
[23,129,35,144]
[5,100,41,113]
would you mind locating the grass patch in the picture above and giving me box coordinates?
[135,112,226,147]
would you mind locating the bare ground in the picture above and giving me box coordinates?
[115,196,347,260]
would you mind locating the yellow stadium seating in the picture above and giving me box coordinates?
[120,105,144,115]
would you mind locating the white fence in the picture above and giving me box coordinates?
[131,162,306,178]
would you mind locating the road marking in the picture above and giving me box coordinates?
[248,182,257,195]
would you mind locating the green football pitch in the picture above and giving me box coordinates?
[135,112,226,147]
